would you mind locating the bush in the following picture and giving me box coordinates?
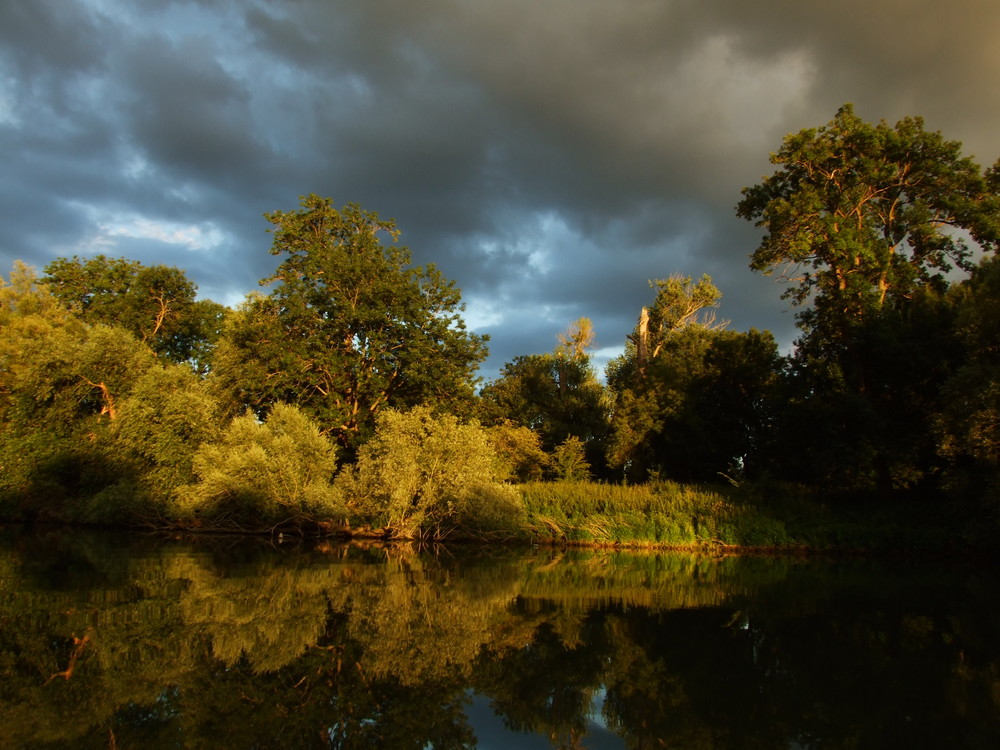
[109,364,222,512]
[486,421,550,482]
[178,403,343,528]
[340,406,525,538]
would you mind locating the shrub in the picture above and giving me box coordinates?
[108,364,222,513]
[486,421,550,481]
[178,403,343,528]
[341,406,525,538]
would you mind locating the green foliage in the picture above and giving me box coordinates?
[1,263,88,428]
[480,318,609,476]
[739,106,1000,495]
[0,264,177,521]
[737,104,1000,320]
[109,365,223,512]
[938,256,1000,465]
[481,351,608,450]
[1,260,80,325]
[639,274,726,349]
[41,360,225,526]
[341,406,525,538]
[764,284,964,492]
[607,290,781,484]
[519,480,792,547]
[209,195,487,451]
[486,421,550,482]
[178,403,343,528]
[550,436,592,481]
[43,254,225,370]
[933,257,1000,508]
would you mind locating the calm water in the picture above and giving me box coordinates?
[1,527,998,749]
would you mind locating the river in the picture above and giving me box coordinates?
[1,527,998,748]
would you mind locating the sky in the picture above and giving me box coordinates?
[2,0,999,381]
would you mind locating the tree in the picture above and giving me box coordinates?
[479,318,608,472]
[550,436,592,481]
[628,274,726,379]
[0,263,171,519]
[110,364,223,514]
[43,255,225,371]
[341,406,525,539]
[606,275,780,482]
[609,326,780,483]
[737,105,1000,493]
[1,262,229,523]
[486,421,551,482]
[556,317,596,361]
[210,196,488,451]
[936,256,1000,497]
[737,104,1000,323]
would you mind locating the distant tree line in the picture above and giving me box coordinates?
[1,106,997,536]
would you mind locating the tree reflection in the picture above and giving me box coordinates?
[1,530,999,748]
[473,606,609,747]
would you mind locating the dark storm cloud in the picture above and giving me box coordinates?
[2,0,998,380]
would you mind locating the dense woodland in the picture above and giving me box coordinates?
[1,106,998,544]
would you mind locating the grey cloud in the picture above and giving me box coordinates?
[2,0,998,383]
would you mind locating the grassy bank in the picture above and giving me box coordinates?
[516,479,987,553]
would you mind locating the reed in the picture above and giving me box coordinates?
[518,480,794,548]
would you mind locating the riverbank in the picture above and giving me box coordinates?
[516,480,993,556]
[4,478,994,556]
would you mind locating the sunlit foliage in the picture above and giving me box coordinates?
[485,420,550,482]
[739,104,1000,495]
[209,196,487,452]
[43,254,225,371]
[178,403,343,529]
[341,406,525,539]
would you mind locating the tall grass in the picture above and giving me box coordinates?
[516,478,975,552]
[518,480,793,548]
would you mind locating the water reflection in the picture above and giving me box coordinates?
[1,528,998,748]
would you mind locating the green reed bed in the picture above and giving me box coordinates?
[518,480,794,549]
[515,479,979,553]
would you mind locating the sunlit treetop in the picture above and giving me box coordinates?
[738,104,1000,321]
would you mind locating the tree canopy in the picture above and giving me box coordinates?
[603,274,779,482]
[480,318,608,474]
[737,104,1000,325]
[210,195,488,450]
[739,106,1000,494]
[2,123,999,534]
[43,254,225,370]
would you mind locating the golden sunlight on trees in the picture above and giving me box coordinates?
[178,403,343,529]
[340,406,525,539]
[43,255,225,371]
[739,105,1000,494]
[480,317,609,475]
[209,196,487,452]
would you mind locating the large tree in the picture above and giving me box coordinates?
[605,275,779,482]
[210,195,488,450]
[738,105,1000,493]
[737,104,1000,324]
[1,262,218,522]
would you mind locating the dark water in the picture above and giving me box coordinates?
[1,528,998,749]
